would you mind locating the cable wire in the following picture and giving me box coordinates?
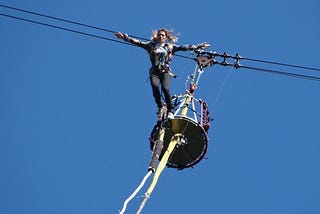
[0,5,192,60]
[0,13,131,46]
[1,5,320,82]
[239,65,320,81]
[0,4,148,41]
[211,67,233,113]
[241,57,320,72]
[0,4,198,61]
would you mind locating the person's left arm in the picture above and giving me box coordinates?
[173,42,210,52]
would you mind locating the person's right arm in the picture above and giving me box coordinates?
[114,32,149,49]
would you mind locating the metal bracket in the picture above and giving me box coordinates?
[196,55,214,69]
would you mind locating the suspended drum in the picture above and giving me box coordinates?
[150,115,208,170]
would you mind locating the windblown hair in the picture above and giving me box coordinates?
[151,28,178,43]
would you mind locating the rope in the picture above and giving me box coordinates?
[136,136,178,214]
[119,170,153,214]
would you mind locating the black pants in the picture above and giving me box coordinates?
[149,70,172,111]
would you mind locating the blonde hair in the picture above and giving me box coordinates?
[151,28,178,43]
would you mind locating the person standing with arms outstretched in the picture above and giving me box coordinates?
[115,28,210,119]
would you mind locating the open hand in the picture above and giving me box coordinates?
[115,32,124,39]
[197,42,211,49]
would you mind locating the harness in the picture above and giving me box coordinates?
[149,43,176,78]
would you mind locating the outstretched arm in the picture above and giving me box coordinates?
[114,32,148,49]
[173,42,211,52]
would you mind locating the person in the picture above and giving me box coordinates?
[115,28,210,119]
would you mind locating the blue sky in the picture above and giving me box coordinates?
[1,1,320,214]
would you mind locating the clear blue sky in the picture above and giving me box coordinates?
[1,1,320,214]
